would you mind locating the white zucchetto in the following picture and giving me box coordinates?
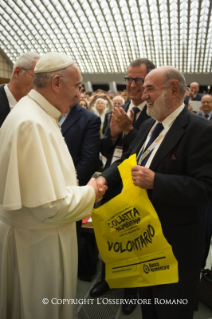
[34,52,75,73]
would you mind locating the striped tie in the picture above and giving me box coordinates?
[139,123,164,166]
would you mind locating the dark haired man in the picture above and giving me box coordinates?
[90,58,156,315]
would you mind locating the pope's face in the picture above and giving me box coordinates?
[60,65,82,115]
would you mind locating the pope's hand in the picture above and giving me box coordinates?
[87,177,108,202]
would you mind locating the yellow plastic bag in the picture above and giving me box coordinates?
[92,154,178,288]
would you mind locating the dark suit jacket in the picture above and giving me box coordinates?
[102,107,212,316]
[101,102,149,169]
[184,92,202,107]
[61,103,101,186]
[0,85,10,127]
[102,111,110,135]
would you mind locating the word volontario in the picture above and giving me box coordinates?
[107,224,155,253]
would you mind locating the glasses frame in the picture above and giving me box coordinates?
[21,68,34,77]
[124,76,145,84]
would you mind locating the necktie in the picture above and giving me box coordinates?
[139,122,164,166]
[204,114,209,119]
[132,107,140,127]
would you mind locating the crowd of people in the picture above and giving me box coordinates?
[78,84,212,134]
[0,51,212,319]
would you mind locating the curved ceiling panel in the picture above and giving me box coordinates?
[1,0,212,74]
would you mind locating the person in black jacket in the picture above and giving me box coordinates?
[95,66,212,319]
[90,58,156,315]
[0,52,40,127]
[59,101,101,280]
[184,82,202,108]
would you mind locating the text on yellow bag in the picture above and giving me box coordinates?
[92,154,178,288]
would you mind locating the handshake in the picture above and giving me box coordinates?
[87,177,108,203]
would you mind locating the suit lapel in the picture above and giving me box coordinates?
[131,107,189,169]
[132,118,155,154]
[150,107,189,171]
[61,103,82,135]
[0,85,10,113]
[122,102,130,112]
[114,102,130,145]
[134,104,149,129]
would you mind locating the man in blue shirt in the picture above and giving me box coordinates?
[197,94,212,121]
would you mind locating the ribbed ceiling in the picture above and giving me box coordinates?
[1,0,212,74]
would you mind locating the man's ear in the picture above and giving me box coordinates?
[51,75,60,93]
[13,67,22,79]
[170,80,180,97]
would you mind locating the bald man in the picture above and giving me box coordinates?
[96,66,212,319]
[102,95,125,134]
[197,94,212,121]
[184,81,202,107]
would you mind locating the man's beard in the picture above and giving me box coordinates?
[146,91,168,120]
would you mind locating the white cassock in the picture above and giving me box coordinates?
[0,90,96,319]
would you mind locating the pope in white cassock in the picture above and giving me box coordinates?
[0,52,107,319]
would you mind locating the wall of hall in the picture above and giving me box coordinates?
[0,52,12,84]
[0,51,211,92]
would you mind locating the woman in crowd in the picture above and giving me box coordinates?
[79,99,88,109]
[89,94,112,133]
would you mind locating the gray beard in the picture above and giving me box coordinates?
[146,91,168,120]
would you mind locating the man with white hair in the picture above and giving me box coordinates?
[0,51,40,127]
[0,52,107,319]
[91,58,156,315]
[102,95,125,133]
[113,95,125,108]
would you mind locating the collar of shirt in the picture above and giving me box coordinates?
[4,84,17,110]
[158,103,185,129]
[59,110,71,126]
[127,100,146,116]
[28,89,61,120]
[200,110,212,118]
[141,103,185,168]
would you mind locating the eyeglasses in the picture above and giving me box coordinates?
[124,76,144,84]
[22,68,34,77]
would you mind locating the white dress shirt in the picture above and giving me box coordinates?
[127,100,146,120]
[139,104,185,168]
